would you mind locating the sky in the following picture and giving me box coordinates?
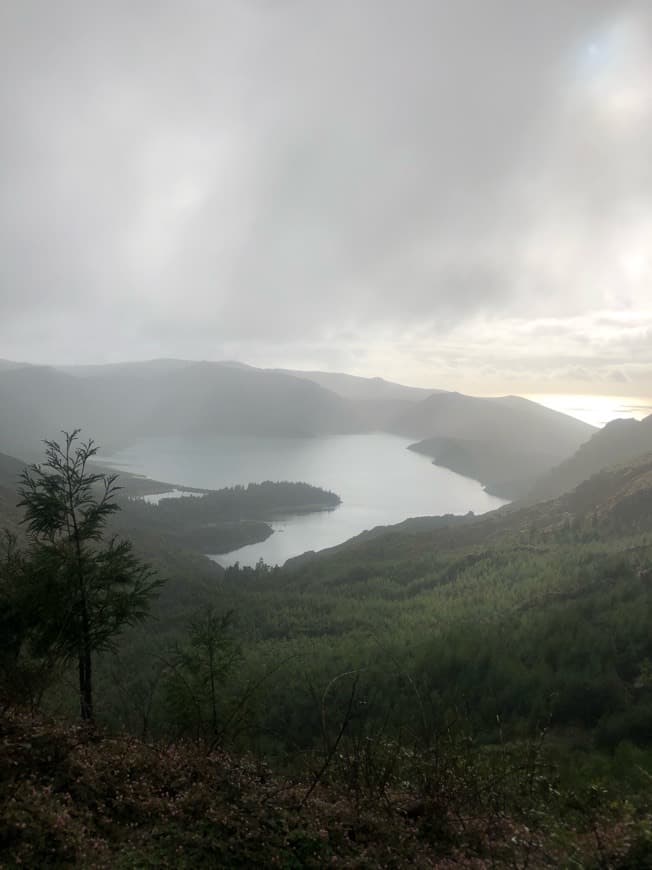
[1,1,651,397]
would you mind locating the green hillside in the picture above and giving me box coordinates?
[2,436,652,866]
[529,414,652,502]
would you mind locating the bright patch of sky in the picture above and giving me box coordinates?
[1,2,651,399]
[528,394,652,428]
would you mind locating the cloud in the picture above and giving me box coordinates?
[0,0,650,392]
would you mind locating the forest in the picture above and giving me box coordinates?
[117,479,341,554]
[1,434,651,867]
[4,1,652,863]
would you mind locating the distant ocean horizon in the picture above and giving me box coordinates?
[527,394,652,428]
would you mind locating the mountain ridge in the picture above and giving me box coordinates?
[391,391,596,498]
[0,358,620,504]
[528,414,652,503]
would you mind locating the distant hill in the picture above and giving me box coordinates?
[0,365,161,457]
[0,366,102,458]
[55,358,196,379]
[0,450,25,484]
[273,368,440,401]
[0,359,26,372]
[137,362,361,437]
[528,415,652,502]
[391,392,595,498]
[0,360,447,452]
[0,360,598,497]
[391,391,595,447]
[0,451,25,534]
[54,359,441,403]
[0,362,367,453]
[407,436,558,499]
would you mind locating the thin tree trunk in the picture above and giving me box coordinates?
[82,647,93,721]
[209,645,217,735]
[80,606,93,721]
[65,440,94,723]
[78,650,86,720]
[78,594,94,721]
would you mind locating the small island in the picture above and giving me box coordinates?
[118,480,341,555]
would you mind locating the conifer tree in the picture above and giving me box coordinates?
[18,430,161,721]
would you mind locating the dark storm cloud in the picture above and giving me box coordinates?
[0,0,650,387]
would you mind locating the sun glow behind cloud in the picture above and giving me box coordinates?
[575,17,652,126]
[0,2,651,399]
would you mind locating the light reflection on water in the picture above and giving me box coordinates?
[141,489,202,505]
[100,433,508,568]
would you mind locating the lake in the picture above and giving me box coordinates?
[99,433,507,567]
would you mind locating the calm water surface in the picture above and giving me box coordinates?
[100,434,507,567]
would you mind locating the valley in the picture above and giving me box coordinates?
[0,357,595,498]
[5,6,652,862]
[1,359,652,867]
[100,432,507,566]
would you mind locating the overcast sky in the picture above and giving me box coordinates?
[1,1,651,395]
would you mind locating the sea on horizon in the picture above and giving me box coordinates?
[528,393,652,428]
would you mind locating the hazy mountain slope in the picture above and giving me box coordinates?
[55,358,439,403]
[350,397,424,430]
[528,415,652,502]
[273,367,440,401]
[0,359,26,372]
[0,366,100,458]
[0,361,596,488]
[0,484,20,535]
[408,436,557,499]
[0,365,154,456]
[68,360,433,432]
[139,362,361,437]
[0,451,25,486]
[0,362,367,447]
[0,451,26,534]
[391,391,594,448]
[56,358,196,378]
[391,391,596,498]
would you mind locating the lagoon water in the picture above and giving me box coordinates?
[100,433,507,567]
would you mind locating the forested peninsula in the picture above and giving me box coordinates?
[118,480,341,555]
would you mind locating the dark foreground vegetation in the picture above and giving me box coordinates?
[1,433,652,866]
[2,707,649,868]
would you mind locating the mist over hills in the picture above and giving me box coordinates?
[55,359,195,379]
[0,451,26,482]
[0,361,357,457]
[391,390,594,448]
[0,452,23,535]
[2,399,652,572]
[272,367,439,401]
[48,358,439,402]
[0,359,600,505]
[392,391,596,498]
[528,414,652,503]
